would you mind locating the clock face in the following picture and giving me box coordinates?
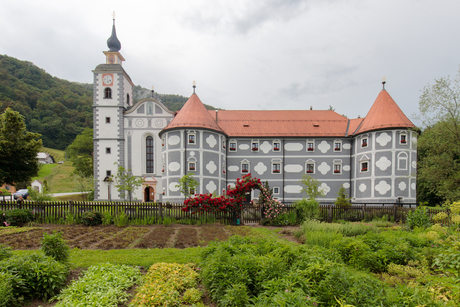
[102,74,113,86]
[108,55,115,64]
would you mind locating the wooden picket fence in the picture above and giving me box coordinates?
[0,200,451,225]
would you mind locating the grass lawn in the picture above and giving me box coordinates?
[33,163,58,179]
[41,161,78,193]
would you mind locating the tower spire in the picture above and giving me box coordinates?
[107,12,121,52]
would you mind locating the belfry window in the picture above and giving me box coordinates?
[146,136,154,173]
[104,88,112,99]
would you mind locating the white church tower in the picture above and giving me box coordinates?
[93,18,134,200]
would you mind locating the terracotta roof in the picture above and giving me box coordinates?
[210,110,349,137]
[347,118,365,135]
[354,89,415,134]
[162,94,224,133]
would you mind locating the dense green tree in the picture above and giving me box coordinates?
[417,68,460,204]
[65,128,93,177]
[0,107,42,185]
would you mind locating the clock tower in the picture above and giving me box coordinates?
[93,18,134,200]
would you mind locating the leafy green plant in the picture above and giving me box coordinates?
[65,211,78,225]
[0,245,12,261]
[54,263,141,306]
[406,207,431,230]
[0,271,15,307]
[81,210,102,226]
[220,283,250,307]
[295,198,320,222]
[102,210,113,225]
[3,209,35,226]
[0,254,69,301]
[334,185,351,208]
[114,211,128,227]
[40,231,70,263]
[181,288,202,304]
[130,263,198,307]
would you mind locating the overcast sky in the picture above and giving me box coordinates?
[1,0,459,124]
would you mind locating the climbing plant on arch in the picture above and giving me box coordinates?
[182,173,263,215]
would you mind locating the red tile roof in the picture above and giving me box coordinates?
[161,88,414,138]
[161,94,224,133]
[354,90,415,134]
[210,110,349,137]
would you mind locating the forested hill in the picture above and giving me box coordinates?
[0,55,217,150]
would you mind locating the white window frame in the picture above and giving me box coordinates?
[188,157,197,172]
[400,132,408,145]
[307,140,315,152]
[229,140,237,152]
[333,159,342,174]
[273,139,281,152]
[272,159,282,174]
[251,139,259,152]
[305,159,315,174]
[360,161,369,173]
[188,131,196,144]
[273,187,280,195]
[397,152,408,170]
[334,139,342,152]
[361,136,368,148]
[241,159,250,173]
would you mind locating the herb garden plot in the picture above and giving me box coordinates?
[174,228,199,248]
[0,228,55,249]
[197,225,231,245]
[67,226,125,249]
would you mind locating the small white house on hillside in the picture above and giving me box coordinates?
[37,152,54,164]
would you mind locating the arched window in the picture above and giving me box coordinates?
[398,152,408,170]
[104,88,112,99]
[146,136,154,173]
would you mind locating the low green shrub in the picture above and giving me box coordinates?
[114,211,128,227]
[102,210,113,225]
[0,271,15,307]
[0,210,6,226]
[41,232,70,263]
[3,209,35,226]
[81,210,102,226]
[406,207,431,230]
[294,198,320,222]
[0,254,69,301]
[0,245,12,261]
[54,263,141,307]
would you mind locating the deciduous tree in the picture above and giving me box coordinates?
[111,163,143,202]
[65,128,93,177]
[0,107,42,185]
[417,68,460,204]
[176,173,200,200]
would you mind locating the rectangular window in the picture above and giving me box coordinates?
[188,134,195,144]
[252,142,259,151]
[106,170,111,177]
[362,138,368,148]
[242,163,249,173]
[306,163,315,174]
[146,136,154,173]
[307,142,314,151]
[272,163,281,174]
[106,147,111,154]
[273,187,280,194]
[361,162,369,172]
[229,142,237,151]
[334,142,341,151]
[400,134,407,144]
[273,142,280,151]
[334,164,341,174]
[189,162,196,171]
[105,117,111,124]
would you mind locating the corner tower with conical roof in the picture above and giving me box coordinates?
[159,85,227,202]
[93,17,134,200]
[350,81,417,204]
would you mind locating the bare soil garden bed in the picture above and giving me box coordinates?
[0,224,234,250]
